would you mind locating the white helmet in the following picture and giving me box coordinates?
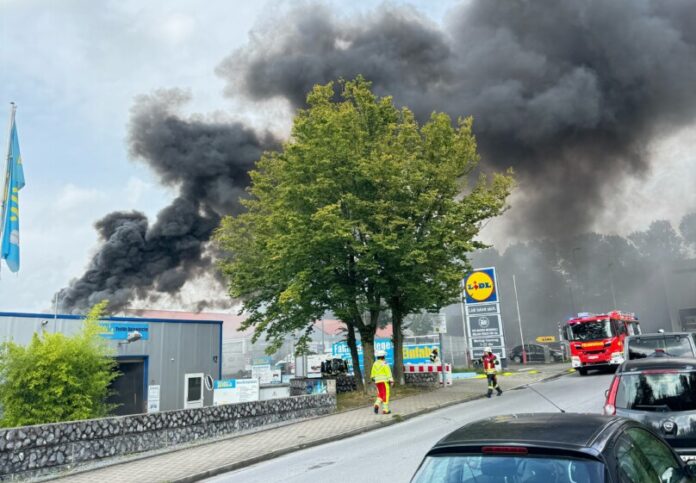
[483,346,492,353]
[375,350,387,358]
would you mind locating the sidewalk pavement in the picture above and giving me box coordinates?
[50,364,572,483]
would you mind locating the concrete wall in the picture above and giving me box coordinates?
[0,313,222,411]
[0,394,335,480]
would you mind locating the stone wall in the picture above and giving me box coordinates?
[0,393,335,480]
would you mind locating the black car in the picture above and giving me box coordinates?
[624,332,696,361]
[605,357,696,458]
[411,413,696,482]
[509,343,564,363]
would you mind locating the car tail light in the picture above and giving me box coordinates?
[482,446,528,455]
[604,376,620,415]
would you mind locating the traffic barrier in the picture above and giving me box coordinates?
[404,364,453,386]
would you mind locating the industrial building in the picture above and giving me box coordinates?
[0,312,222,415]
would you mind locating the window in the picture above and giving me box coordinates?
[411,454,604,483]
[569,320,613,341]
[614,320,628,336]
[628,336,694,360]
[615,371,696,412]
[615,428,682,482]
[187,376,202,402]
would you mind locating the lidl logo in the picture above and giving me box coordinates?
[465,270,496,303]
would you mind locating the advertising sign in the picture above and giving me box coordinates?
[332,339,440,372]
[465,303,500,316]
[251,364,274,384]
[464,268,498,304]
[469,314,502,339]
[306,354,328,378]
[100,322,149,340]
[464,267,507,359]
[213,378,260,406]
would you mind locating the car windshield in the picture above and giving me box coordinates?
[569,320,613,341]
[411,454,604,483]
[616,371,696,412]
[627,336,694,360]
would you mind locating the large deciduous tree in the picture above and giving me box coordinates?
[216,77,513,388]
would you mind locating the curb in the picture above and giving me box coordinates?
[173,368,571,483]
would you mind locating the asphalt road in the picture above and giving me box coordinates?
[205,371,613,483]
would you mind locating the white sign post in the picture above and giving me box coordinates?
[464,267,507,361]
[147,385,160,413]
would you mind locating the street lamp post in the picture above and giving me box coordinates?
[512,274,527,364]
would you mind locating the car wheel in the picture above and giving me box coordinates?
[577,367,587,376]
[513,355,522,363]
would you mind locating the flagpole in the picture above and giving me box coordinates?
[0,102,17,277]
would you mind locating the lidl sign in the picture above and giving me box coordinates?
[464,267,498,304]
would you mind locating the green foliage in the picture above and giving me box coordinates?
[216,76,514,366]
[0,300,118,427]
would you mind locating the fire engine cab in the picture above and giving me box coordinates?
[563,311,641,376]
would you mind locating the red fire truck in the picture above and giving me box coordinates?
[563,311,641,375]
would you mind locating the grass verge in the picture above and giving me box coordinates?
[336,384,436,412]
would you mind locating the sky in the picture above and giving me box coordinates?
[0,0,694,313]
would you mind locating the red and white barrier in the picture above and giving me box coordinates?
[404,364,452,386]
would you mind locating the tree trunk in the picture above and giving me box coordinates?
[360,325,375,392]
[392,306,406,385]
[346,322,364,392]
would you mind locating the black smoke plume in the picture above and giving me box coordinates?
[61,1,696,312]
[218,0,696,236]
[58,90,278,312]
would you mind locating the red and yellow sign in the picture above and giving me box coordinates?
[465,271,495,302]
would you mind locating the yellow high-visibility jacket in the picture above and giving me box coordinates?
[371,359,394,383]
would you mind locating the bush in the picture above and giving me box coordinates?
[0,301,118,427]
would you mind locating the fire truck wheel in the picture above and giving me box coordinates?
[577,367,587,376]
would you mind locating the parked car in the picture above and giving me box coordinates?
[604,357,696,459]
[624,332,696,360]
[411,413,696,482]
[509,343,564,363]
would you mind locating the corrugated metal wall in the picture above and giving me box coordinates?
[0,313,221,412]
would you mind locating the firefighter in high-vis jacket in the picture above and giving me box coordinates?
[371,349,394,414]
[481,346,503,398]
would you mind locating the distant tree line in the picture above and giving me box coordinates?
[471,214,696,344]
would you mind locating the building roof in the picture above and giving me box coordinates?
[434,413,621,450]
[128,309,391,341]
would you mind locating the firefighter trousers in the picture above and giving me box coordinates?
[374,382,390,412]
[486,374,503,397]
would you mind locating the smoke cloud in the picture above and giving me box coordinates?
[218,0,696,236]
[61,0,696,312]
[58,90,277,312]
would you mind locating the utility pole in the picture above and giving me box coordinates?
[459,282,471,367]
[512,274,527,364]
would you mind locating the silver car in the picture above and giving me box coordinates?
[605,357,696,459]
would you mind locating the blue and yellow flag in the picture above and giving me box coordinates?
[1,110,26,273]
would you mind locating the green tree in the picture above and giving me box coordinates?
[216,77,513,388]
[0,301,118,427]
